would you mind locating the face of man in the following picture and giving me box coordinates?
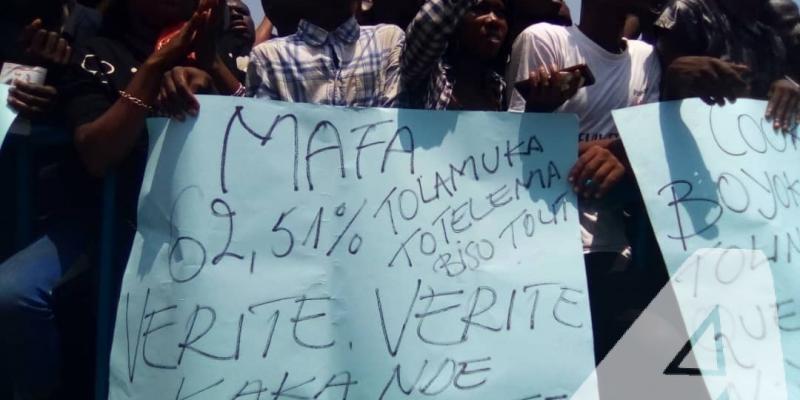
[459,0,509,61]
[227,0,255,43]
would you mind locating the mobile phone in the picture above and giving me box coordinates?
[560,64,595,87]
[514,64,596,98]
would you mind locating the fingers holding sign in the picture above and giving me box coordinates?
[766,78,800,133]
[569,145,626,199]
[158,67,216,121]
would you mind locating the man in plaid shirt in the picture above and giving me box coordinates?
[246,0,404,107]
[247,0,510,111]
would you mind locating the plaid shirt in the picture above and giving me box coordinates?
[401,0,506,110]
[246,17,405,107]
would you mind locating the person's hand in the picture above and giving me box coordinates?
[569,144,626,199]
[7,80,57,118]
[146,7,211,71]
[158,66,216,121]
[194,0,224,69]
[664,56,750,106]
[19,19,72,66]
[521,64,582,113]
[766,79,800,132]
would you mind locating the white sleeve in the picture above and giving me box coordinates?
[505,25,564,112]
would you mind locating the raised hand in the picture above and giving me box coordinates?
[664,56,750,106]
[766,78,800,132]
[20,19,72,66]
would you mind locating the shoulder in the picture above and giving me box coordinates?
[250,35,300,60]
[363,24,405,44]
[626,39,661,72]
[519,22,571,41]
[513,23,570,55]
[626,39,656,58]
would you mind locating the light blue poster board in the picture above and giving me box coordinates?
[109,96,599,399]
[0,84,18,148]
[614,99,800,398]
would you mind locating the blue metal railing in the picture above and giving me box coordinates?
[5,124,118,400]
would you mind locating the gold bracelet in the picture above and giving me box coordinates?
[118,90,153,111]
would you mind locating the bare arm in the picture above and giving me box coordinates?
[255,17,273,44]
[74,59,164,177]
[74,7,210,177]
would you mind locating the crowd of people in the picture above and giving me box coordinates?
[1,0,798,398]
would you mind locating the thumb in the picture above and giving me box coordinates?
[179,11,204,42]
[20,18,42,44]
[729,63,751,74]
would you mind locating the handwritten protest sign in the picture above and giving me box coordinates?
[0,84,18,148]
[614,99,799,398]
[109,97,599,399]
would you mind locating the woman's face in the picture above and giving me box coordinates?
[459,0,509,61]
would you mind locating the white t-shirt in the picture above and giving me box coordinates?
[506,23,661,254]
